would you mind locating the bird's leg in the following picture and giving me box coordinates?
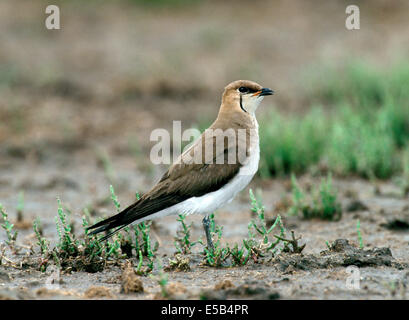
[202,215,214,252]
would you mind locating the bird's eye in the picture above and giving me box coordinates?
[238,87,249,93]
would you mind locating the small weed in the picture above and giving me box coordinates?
[202,189,305,267]
[150,259,169,298]
[134,221,159,271]
[244,212,286,261]
[30,188,159,274]
[0,203,18,247]
[0,244,5,266]
[109,185,121,212]
[95,147,116,185]
[229,243,249,266]
[55,197,78,257]
[203,213,230,267]
[32,195,128,273]
[274,230,306,254]
[33,218,49,255]
[249,189,280,244]
[174,214,202,254]
[16,191,24,221]
[395,148,409,196]
[33,218,49,272]
[166,254,191,272]
[110,185,133,257]
[289,174,342,220]
[357,219,364,249]
[245,189,305,259]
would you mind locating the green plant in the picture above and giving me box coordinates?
[327,107,398,179]
[243,189,305,262]
[259,62,409,179]
[134,221,158,271]
[135,249,144,274]
[357,219,364,249]
[33,218,49,255]
[95,147,116,185]
[244,211,286,261]
[0,203,18,247]
[16,191,24,221]
[259,108,327,177]
[109,185,133,257]
[174,213,202,254]
[81,213,104,259]
[203,213,230,267]
[229,243,249,266]
[395,147,409,196]
[289,174,342,221]
[274,230,306,254]
[110,185,121,212]
[248,189,282,245]
[150,259,169,298]
[55,198,78,257]
[33,218,49,272]
[318,174,343,220]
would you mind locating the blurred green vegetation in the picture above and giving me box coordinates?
[260,62,409,179]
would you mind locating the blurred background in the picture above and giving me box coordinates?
[0,0,408,220]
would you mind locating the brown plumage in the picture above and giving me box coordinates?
[88,80,273,241]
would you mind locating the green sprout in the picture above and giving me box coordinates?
[289,174,342,221]
[0,203,18,247]
[174,213,202,254]
[357,219,364,249]
[134,221,158,271]
[33,218,49,255]
[16,191,24,221]
[150,259,169,298]
[55,197,78,256]
[110,185,121,212]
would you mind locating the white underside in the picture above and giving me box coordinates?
[135,118,260,224]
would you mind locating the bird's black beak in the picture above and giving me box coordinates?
[259,88,274,96]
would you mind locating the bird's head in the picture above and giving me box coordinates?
[221,80,274,115]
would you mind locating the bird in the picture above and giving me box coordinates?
[88,80,274,250]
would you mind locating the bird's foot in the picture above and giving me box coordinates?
[202,215,215,253]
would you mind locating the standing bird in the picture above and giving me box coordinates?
[88,80,274,250]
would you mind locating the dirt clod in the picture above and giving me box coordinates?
[345,200,369,212]
[381,215,409,231]
[274,239,394,272]
[202,281,279,300]
[121,262,144,294]
[214,279,235,290]
[84,286,114,299]
[167,282,188,296]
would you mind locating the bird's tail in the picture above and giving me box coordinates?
[87,193,181,241]
[87,203,139,241]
